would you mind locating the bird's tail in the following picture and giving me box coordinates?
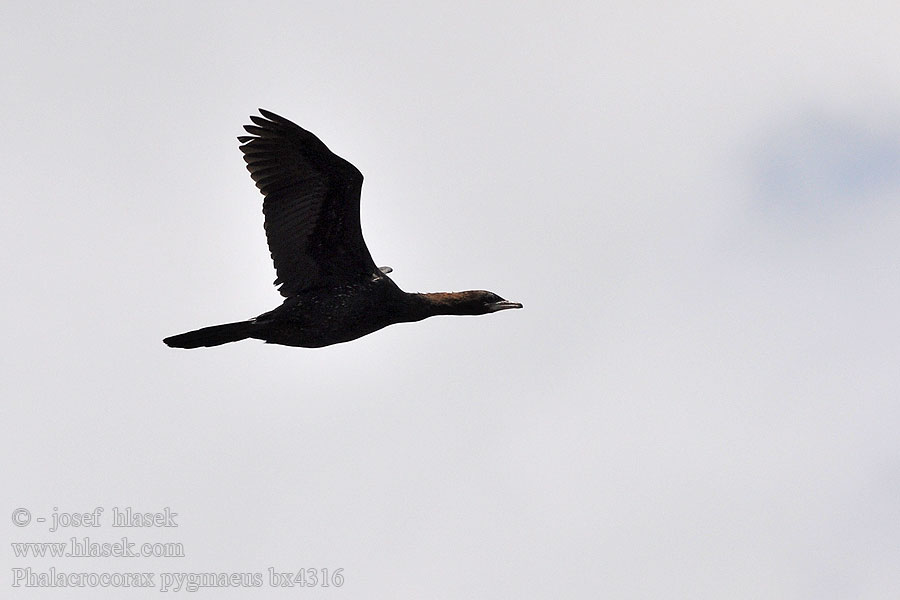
[163,321,258,349]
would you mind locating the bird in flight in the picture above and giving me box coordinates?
[164,109,521,349]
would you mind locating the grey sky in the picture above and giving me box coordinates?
[3,2,899,598]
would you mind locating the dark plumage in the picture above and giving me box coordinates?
[164,109,521,349]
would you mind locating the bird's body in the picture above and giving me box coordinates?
[164,110,521,349]
[255,278,407,347]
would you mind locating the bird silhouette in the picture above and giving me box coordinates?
[164,109,521,349]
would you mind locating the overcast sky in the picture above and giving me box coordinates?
[3,2,899,598]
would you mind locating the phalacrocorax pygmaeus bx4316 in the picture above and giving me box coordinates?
[163,109,522,349]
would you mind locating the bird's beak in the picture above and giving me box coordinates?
[487,301,523,312]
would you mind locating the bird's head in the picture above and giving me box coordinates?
[422,290,523,315]
[474,291,524,314]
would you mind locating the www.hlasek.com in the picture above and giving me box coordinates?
[11,567,345,591]
[12,537,184,558]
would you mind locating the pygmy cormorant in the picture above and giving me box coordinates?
[164,109,521,349]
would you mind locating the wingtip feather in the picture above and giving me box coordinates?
[258,108,297,128]
[243,124,270,136]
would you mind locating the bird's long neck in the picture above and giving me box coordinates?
[404,292,478,319]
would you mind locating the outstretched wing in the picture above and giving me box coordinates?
[238,109,378,296]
